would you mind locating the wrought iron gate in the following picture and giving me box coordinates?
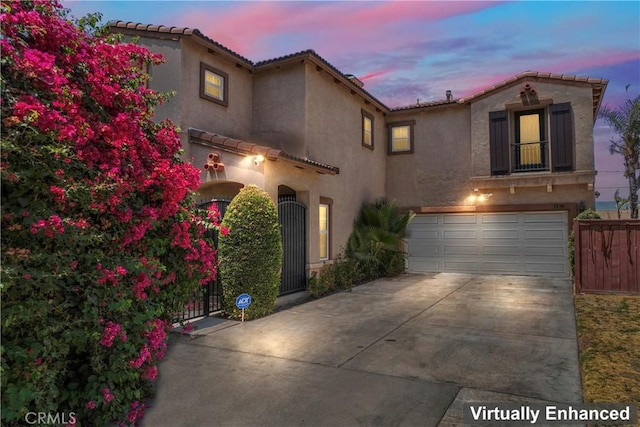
[174,199,231,322]
[278,196,307,295]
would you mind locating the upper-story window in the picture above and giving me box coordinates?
[388,120,416,154]
[514,109,546,172]
[362,110,374,149]
[489,103,573,175]
[200,63,228,107]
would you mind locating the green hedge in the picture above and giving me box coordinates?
[218,185,282,319]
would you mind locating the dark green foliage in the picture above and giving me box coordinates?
[308,254,362,299]
[346,198,414,278]
[218,185,282,319]
[569,209,601,277]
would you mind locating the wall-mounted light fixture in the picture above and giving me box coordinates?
[252,154,265,166]
[467,188,492,204]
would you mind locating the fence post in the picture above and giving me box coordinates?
[573,220,581,293]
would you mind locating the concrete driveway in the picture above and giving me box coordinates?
[143,273,581,426]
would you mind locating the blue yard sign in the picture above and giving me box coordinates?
[235,293,251,309]
[236,293,252,322]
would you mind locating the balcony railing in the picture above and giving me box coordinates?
[513,141,548,172]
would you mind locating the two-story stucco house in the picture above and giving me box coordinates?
[109,21,607,290]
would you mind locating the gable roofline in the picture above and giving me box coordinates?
[107,21,388,113]
[107,21,254,68]
[255,50,389,114]
[107,22,608,122]
[458,71,608,121]
[188,128,340,175]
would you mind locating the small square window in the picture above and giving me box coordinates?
[387,120,415,154]
[200,63,228,106]
[362,110,374,149]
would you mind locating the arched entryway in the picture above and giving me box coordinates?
[278,185,307,295]
[175,181,244,322]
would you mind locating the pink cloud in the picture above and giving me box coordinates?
[546,51,640,76]
[349,1,504,24]
[436,49,638,102]
[359,69,394,82]
[174,1,505,59]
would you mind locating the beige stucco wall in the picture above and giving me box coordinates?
[252,66,307,157]
[385,105,472,208]
[470,79,595,177]
[179,39,254,142]
[385,80,597,210]
[468,79,596,208]
[303,64,387,262]
[251,62,388,263]
[126,37,183,128]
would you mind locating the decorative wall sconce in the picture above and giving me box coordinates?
[252,154,265,166]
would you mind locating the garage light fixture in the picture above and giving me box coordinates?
[467,189,492,204]
[252,154,265,166]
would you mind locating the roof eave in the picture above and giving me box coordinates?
[457,72,608,124]
[255,51,389,114]
[188,128,339,175]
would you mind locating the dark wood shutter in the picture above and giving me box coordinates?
[550,102,573,171]
[489,110,509,175]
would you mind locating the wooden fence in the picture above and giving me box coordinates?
[573,219,640,294]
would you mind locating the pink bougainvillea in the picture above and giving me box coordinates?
[0,1,219,425]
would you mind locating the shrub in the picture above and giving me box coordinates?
[568,209,601,277]
[307,272,327,299]
[218,185,282,319]
[308,253,363,299]
[0,2,218,425]
[346,198,414,278]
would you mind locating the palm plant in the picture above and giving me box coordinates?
[598,91,640,219]
[346,198,415,276]
[613,189,630,219]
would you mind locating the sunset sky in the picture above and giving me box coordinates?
[63,1,640,201]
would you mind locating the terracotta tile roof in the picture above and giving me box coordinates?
[108,22,388,112]
[390,98,460,112]
[458,71,608,104]
[107,21,253,66]
[458,71,608,121]
[392,71,607,121]
[108,22,607,122]
[188,128,339,175]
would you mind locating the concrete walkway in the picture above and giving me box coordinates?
[143,273,582,426]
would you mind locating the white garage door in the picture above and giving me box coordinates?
[406,211,568,277]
